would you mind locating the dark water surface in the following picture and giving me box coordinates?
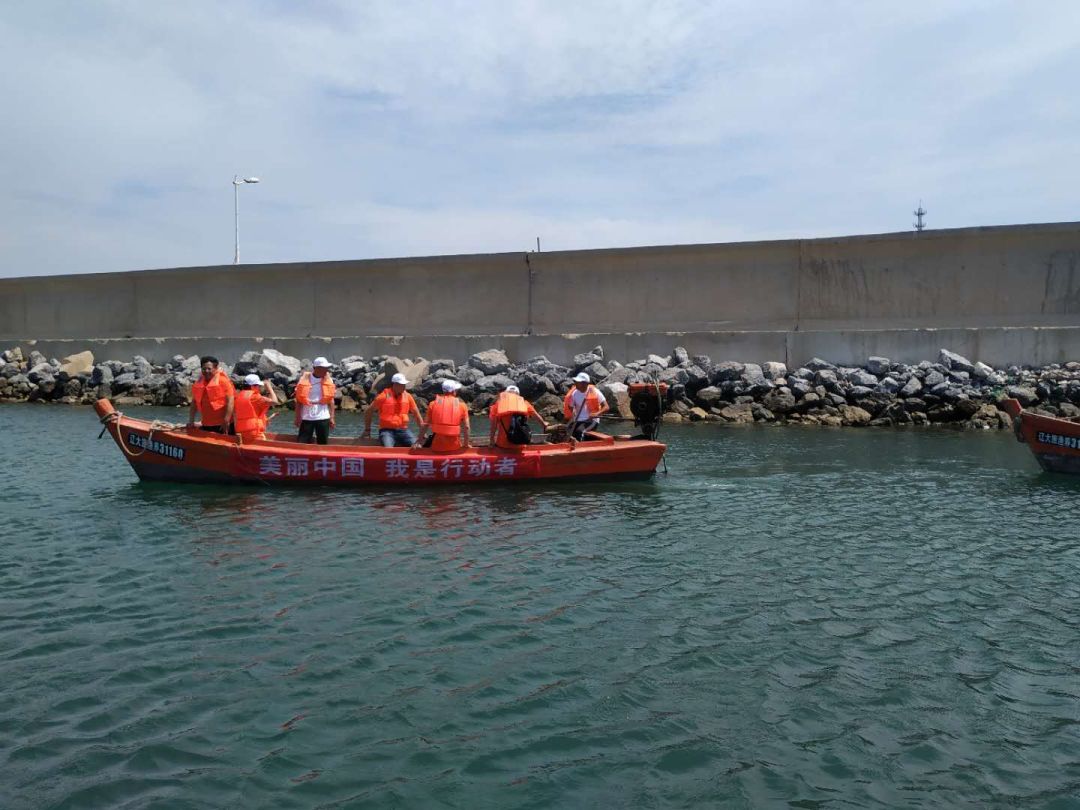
[2,406,1079,809]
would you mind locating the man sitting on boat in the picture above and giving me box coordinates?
[294,357,336,445]
[233,373,279,443]
[490,384,548,449]
[364,372,425,447]
[563,372,609,440]
[416,379,471,451]
[187,356,235,434]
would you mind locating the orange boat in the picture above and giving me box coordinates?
[1001,397,1080,474]
[94,399,667,486]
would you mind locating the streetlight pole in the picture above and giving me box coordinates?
[233,175,260,264]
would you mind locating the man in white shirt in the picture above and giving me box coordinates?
[294,357,336,445]
[563,372,610,440]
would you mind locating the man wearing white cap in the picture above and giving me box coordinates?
[563,372,609,440]
[233,373,279,443]
[294,357,336,445]
[364,372,424,447]
[416,379,471,451]
[489,384,547,449]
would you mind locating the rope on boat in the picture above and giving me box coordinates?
[98,411,183,458]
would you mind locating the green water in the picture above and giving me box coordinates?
[2,406,1079,809]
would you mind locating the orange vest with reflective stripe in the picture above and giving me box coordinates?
[294,373,336,406]
[234,388,269,437]
[192,370,234,426]
[563,385,601,421]
[429,394,467,436]
[375,389,413,429]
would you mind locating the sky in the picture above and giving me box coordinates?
[1,0,1078,277]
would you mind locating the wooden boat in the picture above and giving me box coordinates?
[94,399,666,485]
[1001,397,1080,474]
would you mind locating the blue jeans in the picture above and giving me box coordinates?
[380,428,415,447]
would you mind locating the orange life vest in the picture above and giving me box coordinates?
[294,372,336,406]
[234,388,269,438]
[428,394,467,436]
[374,389,414,429]
[491,392,533,449]
[192,370,234,427]
[563,385,601,421]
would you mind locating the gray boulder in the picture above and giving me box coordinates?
[762,387,796,414]
[572,348,604,371]
[28,350,47,368]
[579,361,610,381]
[253,349,303,379]
[711,361,745,383]
[671,346,690,366]
[877,377,901,395]
[1006,386,1039,406]
[469,349,511,375]
[694,386,727,408]
[762,361,787,380]
[939,349,975,374]
[805,357,836,371]
[474,374,517,394]
[846,369,878,387]
[2,347,23,364]
[924,370,946,387]
[972,361,995,381]
[866,356,891,376]
[899,376,922,398]
[429,358,456,374]
[659,367,690,385]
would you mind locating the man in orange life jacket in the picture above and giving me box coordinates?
[294,357,336,445]
[563,372,609,440]
[233,373,279,443]
[416,379,471,451]
[364,372,424,447]
[489,384,548,449]
[187,355,235,434]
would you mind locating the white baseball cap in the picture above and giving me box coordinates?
[505,385,520,393]
[391,372,409,385]
[243,373,262,386]
[573,372,590,383]
[441,379,461,392]
[313,357,332,368]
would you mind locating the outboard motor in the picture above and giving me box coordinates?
[628,383,669,440]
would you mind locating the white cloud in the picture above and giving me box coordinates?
[1,0,1078,276]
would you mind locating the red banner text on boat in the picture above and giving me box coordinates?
[236,452,542,482]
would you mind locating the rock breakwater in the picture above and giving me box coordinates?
[2,344,1073,429]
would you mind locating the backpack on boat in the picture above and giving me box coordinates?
[506,414,532,445]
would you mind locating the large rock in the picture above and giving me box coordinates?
[469,349,511,375]
[762,387,796,414]
[846,369,878,387]
[516,371,557,399]
[711,361,744,384]
[939,349,975,374]
[532,393,564,420]
[571,347,605,371]
[694,386,727,408]
[671,346,690,367]
[762,361,787,380]
[257,349,303,379]
[27,363,56,384]
[899,376,922,397]
[3,347,23,364]
[599,382,632,419]
[866,357,891,376]
[474,374,517,394]
[1006,386,1038,406]
[578,361,610,382]
[59,351,94,377]
[718,403,755,424]
[972,361,995,381]
[839,405,872,426]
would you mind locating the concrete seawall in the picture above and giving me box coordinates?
[4,221,1080,366]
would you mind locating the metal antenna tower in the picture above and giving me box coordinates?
[913,201,927,232]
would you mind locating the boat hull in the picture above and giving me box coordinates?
[1001,398,1080,474]
[94,400,666,486]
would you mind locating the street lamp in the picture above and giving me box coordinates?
[233,175,260,264]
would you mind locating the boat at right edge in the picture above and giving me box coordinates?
[1001,397,1080,474]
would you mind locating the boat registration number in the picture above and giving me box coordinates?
[128,433,186,460]
[1037,431,1080,450]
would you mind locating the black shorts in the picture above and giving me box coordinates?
[298,419,331,445]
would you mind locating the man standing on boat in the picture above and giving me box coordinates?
[490,384,548,449]
[416,379,471,451]
[364,372,424,447]
[187,356,235,434]
[563,372,609,440]
[234,374,279,443]
[294,357,336,445]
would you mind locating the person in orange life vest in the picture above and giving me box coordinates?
[489,384,548,449]
[563,372,609,440]
[233,373,279,443]
[363,372,424,447]
[187,355,235,434]
[415,379,471,451]
[294,357,336,445]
